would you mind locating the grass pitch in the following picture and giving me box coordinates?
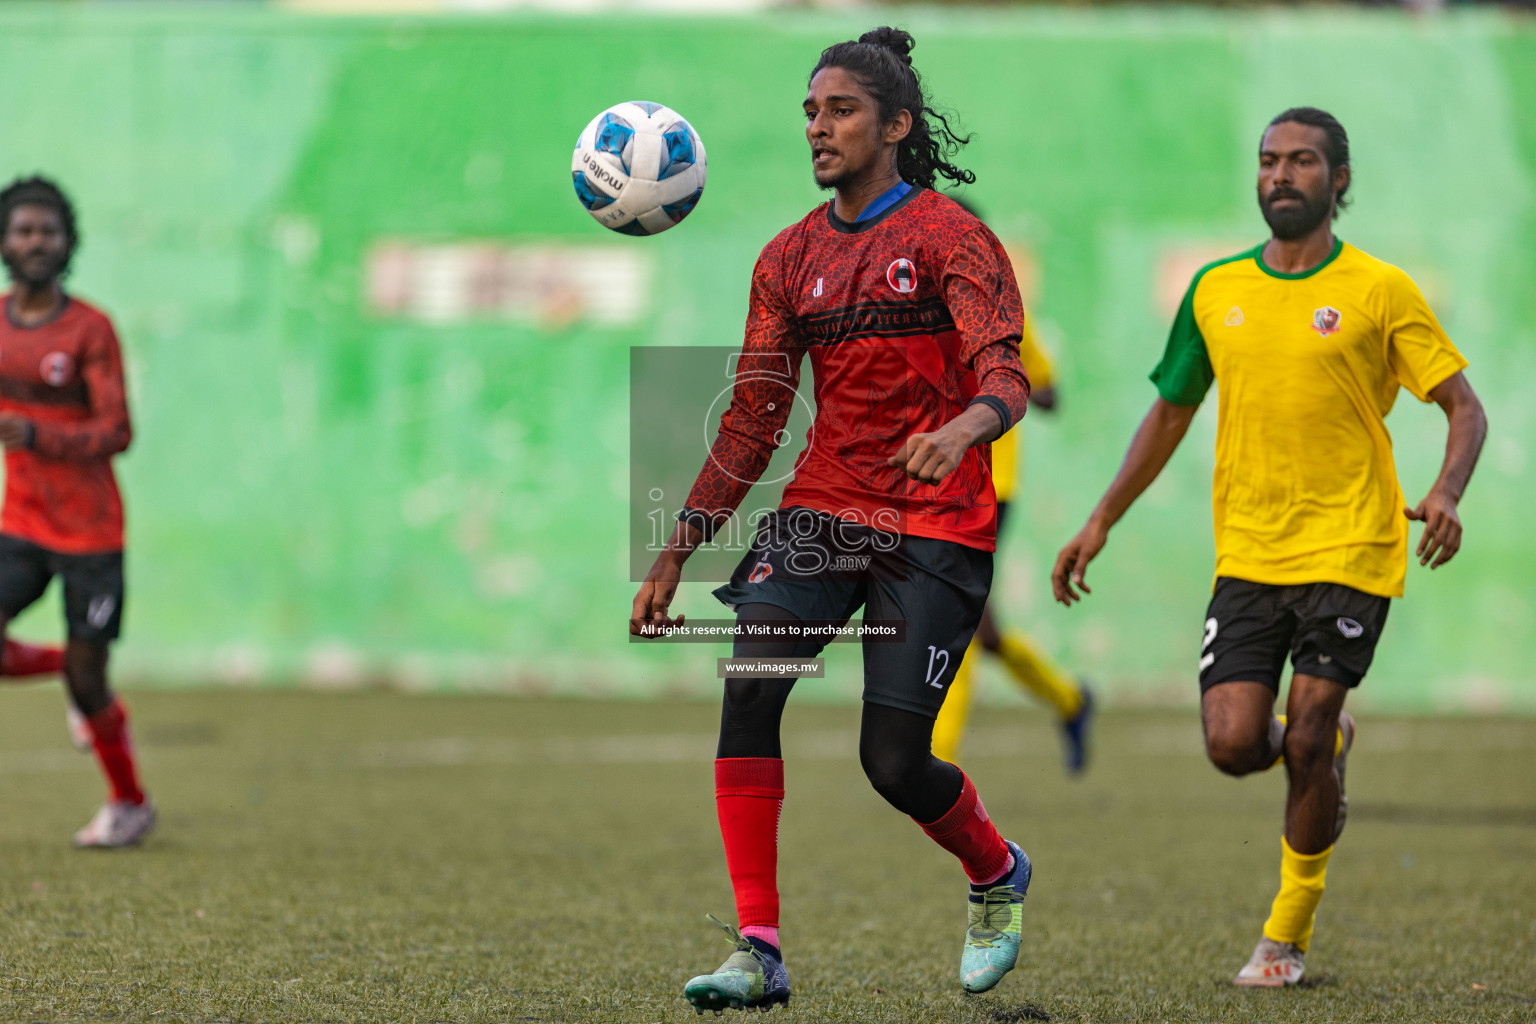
[0,689,1531,1023]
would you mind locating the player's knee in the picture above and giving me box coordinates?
[723,677,779,713]
[1204,729,1265,777]
[1282,720,1335,774]
[720,678,790,738]
[858,744,926,810]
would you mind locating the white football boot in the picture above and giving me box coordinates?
[1234,936,1305,987]
[66,702,94,752]
[1334,711,1355,843]
[73,800,157,848]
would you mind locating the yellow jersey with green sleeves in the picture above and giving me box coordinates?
[1150,239,1467,598]
[991,313,1053,503]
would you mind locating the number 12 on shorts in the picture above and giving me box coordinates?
[925,645,951,688]
[1200,617,1217,672]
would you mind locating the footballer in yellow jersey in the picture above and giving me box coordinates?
[1052,109,1486,987]
[929,221,1093,773]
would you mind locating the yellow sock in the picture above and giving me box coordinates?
[931,642,976,763]
[995,630,1083,721]
[1270,715,1344,767]
[1262,836,1332,952]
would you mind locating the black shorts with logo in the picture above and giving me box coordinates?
[0,534,125,642]
[713,507,992,718]
[1199,576,1390,692]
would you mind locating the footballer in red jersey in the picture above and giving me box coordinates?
[0,177,154,848]
[631,28,1036,1008]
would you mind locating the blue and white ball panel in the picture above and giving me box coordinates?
[592,112,636,174]
[571,100,707,236]
[657,122,696,178]
[571,170,615,211]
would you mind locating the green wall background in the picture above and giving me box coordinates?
[0,4,1530,711]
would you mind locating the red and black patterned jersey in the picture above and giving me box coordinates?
[682,188,1029,552]
[0,297,132,554]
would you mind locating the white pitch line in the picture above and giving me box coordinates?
[0,748,90,775]
[0,721,1529,777]
[348,721,1536,769]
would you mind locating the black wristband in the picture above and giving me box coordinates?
[676,508,718,543]
[967,395,1012,437]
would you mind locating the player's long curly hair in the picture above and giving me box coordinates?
[811,27,976,191]
[0,176,79,276]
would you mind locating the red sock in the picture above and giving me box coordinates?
[716,758,784,933]
[915,771,1011,883]
[87,700,144,805]
[1,639,64,677]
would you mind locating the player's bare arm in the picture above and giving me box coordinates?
[1052,397,1196,605]
[630,519,705,635]
[633,335,800,636]
[0,413,32,449]
[1405,371,1487,570]
[888,402,1003,485]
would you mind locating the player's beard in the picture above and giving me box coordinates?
[814,165,846,192]
[1,248,70,289]
[1259,186,1333,241]
[812,149,862,192]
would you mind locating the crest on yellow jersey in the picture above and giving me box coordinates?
[1312,306,1342,337]
[1225,306,1244,327]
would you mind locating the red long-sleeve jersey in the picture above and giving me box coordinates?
[682,188,1029,552]
[0,297,131,553]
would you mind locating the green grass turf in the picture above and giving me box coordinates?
[0,689,1531,1023]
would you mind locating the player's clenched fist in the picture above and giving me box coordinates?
[0,413,33,449]
[888,404,1005,486]
[887,429,966,485]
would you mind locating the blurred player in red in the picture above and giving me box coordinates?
[932,197,1093,775]
[0,177,154,847]
[633,28,1035,1011]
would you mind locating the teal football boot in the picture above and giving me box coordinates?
[683,915,790,1014]
[960,840,1032,993]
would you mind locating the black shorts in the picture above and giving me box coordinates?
[714,508,992,718]
[1199,576,1390,692]
[0,534,125,642]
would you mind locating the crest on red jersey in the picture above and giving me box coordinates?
[39,352,74,386]
[886,258,917,295]
[747,561,774,584]
[1311,306,1342,337]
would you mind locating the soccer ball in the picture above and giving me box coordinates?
[571,101,706,236]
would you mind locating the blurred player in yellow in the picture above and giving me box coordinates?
[932,198,1093,774]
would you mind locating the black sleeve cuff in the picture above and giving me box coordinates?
[677,508,719,543]
[968,395,1013,437]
